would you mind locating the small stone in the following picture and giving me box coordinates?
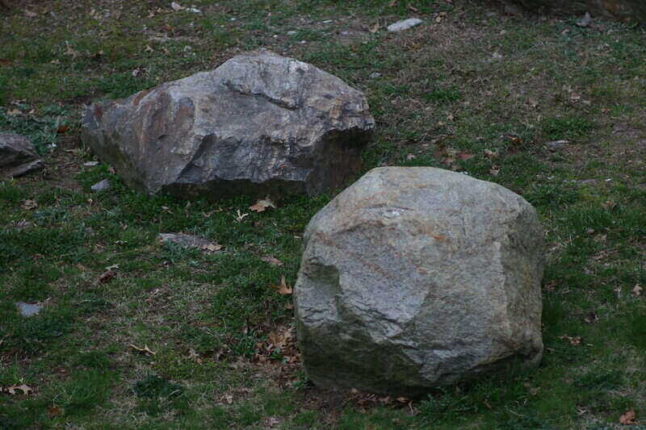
[83,161,99,167]
[369,72,382,79]
[286,30,297,36]
[159,233,222,253]
[91,179,111,192]
[387,18,423,32]
[576,12,592,28]
[545,140,569,151]
[16,302,43,317]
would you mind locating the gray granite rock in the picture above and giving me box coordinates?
[0,133,44,178]
[294,167,545,396]
[81,51,374,199]
[387,18,423,32]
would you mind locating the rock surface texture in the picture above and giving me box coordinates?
[501,0,645,23]
[0,133,44,178]
[295,167,545,396]
[81,51,374,199]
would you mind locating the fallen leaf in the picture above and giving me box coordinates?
[48,406,63,418]
[369,23,380,33]
[559,335,582,346]
[235,209,249,222]
[489,166,501,176]
[5,384,33,396]
[64,42,80,59]
[457,151,474,161]
[484,149,499,159]
[584,312,599,324]
[0,58,12,66]
[7,108,21,116]
[129,344,156,356]
[98,270,117,284]
[264,417,281,428]
[249,198,276,213]
[57,125,70,134]
[619,409,636,425]
[24,10,38,18]
[171,1,184,11]
[202,243,223,253]
[21,199,38,210]
[273,276,292,295]
[261,256,283,266]
[632,284,642,297]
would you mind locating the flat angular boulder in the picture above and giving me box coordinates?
[294,167,544,396]
[0,133,44,178]
[81,51,374,199]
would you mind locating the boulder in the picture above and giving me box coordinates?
[81,51,374,199]
[501,0,645,23]
[294,167,544,396]
[0,133,44,178]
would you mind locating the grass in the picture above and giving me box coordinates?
[1,0,645,428]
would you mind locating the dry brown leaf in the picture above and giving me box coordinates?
[369,23,380,33]
[261,256,283,266]
[484,149,499,159]
[559,335,582,346]
[21,199,37,210]
[489,166,501,176]
[24,10,38,18]
[619,409,636,425]
[64,43,80,59]
[7,108,21,116]
[632,284,643,297]
[235,209,249,222]
[98,270,117,284]
[202,243,223,253]
[5,384,33,395]
[129,344,156,356]
[274,276,292,295]
[457,151,474,161]
[47,406,63,418]
[249,198,276,213]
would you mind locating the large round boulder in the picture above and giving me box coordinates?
[294,167,544,396]
[81,51,374,199]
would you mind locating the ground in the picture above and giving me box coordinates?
[0,0,645,429]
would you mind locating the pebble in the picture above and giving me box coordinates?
[16,302,43,317]
[387,18,423,32]
[546,140,570,151]
[91,179,111,192]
